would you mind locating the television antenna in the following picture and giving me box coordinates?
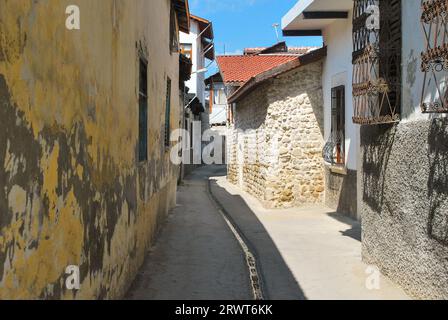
[272,23,280,43]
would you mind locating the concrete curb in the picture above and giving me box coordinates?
[206,178,268,300]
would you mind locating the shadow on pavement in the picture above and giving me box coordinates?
[209,166,307,300]
[326,212,362,242]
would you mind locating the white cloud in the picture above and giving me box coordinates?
[222,49,243,55]
[190,0,258,14]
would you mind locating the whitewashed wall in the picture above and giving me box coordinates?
[180,21,206,105]
[401,0,444,122]
[321,9,360,172]
[210,83,228,125]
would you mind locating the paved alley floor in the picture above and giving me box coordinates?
[126,166,252,300]
[127,165,410,300]
[209,166,410,300]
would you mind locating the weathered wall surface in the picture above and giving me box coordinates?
[0,0,180,299]
[361,120,448,299]
[359,0,448,299]
[322,8,359,172]
[325,168,358,219]
[320,7,360,220]
[228,61,325,208]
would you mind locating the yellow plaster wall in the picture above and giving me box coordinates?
[0,0,181,299]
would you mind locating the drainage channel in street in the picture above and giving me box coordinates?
[206,179,265,300]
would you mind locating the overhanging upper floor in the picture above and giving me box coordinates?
[282,0,352,36]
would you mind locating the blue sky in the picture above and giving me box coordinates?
[189,0,323,55]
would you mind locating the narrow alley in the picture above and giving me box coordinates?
[126,166,252,300]
[126,165,409,300]
[2,0,448,304]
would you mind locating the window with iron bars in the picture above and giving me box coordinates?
[332,86,346,165]
[139,57,148,162]
[352,0,402,125]
[323,86,346,165]
[165,77,172,147]
[421,0,448,113]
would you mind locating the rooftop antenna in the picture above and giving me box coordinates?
[272,23,280,43]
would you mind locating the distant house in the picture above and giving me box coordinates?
[217,44,327,208]
[205,72,228,127]
[217,42,310,123]
[179,14,215,174]
[179,14,215,122]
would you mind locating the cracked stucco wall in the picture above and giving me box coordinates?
[0,0,180,299]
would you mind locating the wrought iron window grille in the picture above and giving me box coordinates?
[421,0,448,113]
[323,131,346,166]
[352,0,402,125]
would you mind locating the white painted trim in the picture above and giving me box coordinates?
[281,0,315,30]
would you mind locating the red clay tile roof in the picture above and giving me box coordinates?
[216,54,299,85]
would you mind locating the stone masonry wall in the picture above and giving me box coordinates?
[228,61,325,208]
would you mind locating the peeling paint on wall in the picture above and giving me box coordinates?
[0,0,180,299]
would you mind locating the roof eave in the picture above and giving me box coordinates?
[281,0,350,37]
[205,50,215,61]
[202,38,215,60]
[191,14,214,40]
[282,0,315,30]
[174,0,190,34]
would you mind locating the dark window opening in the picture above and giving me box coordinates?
[331,86,346,165]
[190,121,193,150]
[184,119,189,148]
[139,58,148,162]
[180,43,193,61]
[165,77,172,147]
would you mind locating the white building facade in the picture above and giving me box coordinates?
[283,0,448,299]
[180,15,214,125]
[205,73,228,126]
[179,14,215,170]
